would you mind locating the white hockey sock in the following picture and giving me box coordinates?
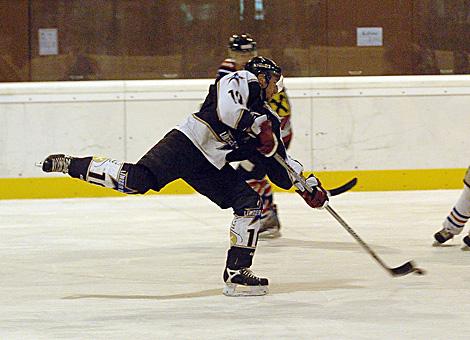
[443,185,470,234]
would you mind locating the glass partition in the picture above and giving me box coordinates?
[0,0,469,81]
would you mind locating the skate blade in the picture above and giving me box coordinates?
[432,241,459,248]
[432,241,444,247]
[35,162,44,168]
[258,230,281,240]
[223,283,268,297]
[461,245,470,251]
[432,240,454,247]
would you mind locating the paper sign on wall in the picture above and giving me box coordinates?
[357,27,383,46]
[39,28,58,55]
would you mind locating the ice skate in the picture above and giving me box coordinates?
[258,206,281,239]
[40,154,73,174]
[462,235,470,251]
[433,228,454,246]
[223,267,269,296]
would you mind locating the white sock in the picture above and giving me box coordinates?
[443,185,470,234]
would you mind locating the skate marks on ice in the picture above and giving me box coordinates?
[432,242,460,248]
[62,279,362,300]
[261,237,399,254]
[62,289,222,300]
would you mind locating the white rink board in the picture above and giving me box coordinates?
[0,76,469,178]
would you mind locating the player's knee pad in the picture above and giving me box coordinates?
[232,191,261,217]
[86,157,154,194]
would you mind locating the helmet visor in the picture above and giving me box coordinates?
[275,75,284,93]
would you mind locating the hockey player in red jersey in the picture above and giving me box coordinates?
[40,57,328,296]
[219,34,294,238]
[433,166,470,250]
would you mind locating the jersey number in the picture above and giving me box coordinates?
[247,228,258,247]
[228,90,244,105]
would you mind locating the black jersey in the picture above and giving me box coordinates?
[177,70,283,169]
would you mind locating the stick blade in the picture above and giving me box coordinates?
[388,261,425,277]
[328,178,358,196]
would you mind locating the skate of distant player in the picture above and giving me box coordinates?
[40,57,329,296]
[433,166,470,250]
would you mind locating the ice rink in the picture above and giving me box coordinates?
[1,190,470,339]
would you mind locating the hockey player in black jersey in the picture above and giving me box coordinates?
[40,57,328,297]
[219,34,295,239]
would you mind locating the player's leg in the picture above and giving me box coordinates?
[40,129,193,194]
[237,160,281,239]
[184,163,268,296]
[434,166,470,248]
[41,154,157,194]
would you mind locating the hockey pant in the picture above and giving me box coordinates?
[66,129,262,270]
[238,161,274,220]
[442,166,470,235]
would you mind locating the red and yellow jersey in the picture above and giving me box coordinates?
[268,89,292,148]
[217,58,237,79]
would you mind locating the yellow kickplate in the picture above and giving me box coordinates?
[0,168,466,200]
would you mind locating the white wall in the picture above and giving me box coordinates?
[0,76,469,178]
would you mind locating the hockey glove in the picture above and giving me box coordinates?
[296,175,329,209]
[286,156,303,181]
[251,115,278,157]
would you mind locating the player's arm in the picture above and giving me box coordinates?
[217,74,280,155]
[282,155,329,209]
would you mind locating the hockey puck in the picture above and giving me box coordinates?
[414,268,425,275]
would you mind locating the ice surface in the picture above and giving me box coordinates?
[1,190,469,339]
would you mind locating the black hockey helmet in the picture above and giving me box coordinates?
[245,56,283,99]
[228,34,257,52]
[245,56,282,80]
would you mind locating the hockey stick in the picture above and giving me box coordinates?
[327,177,357,197]
[273,153,425,277]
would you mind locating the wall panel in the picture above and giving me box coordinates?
[0,0,29,81]
[1,76,469,180]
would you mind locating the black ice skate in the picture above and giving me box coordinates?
[40,154,72,174]
[223,267,269,296]
[462,235,470,251]
[258,205,281,239]
[433,228,454,246]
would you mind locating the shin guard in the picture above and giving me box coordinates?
[85,157,139,194]
[226,205,261,266]
[68,157,154,194]
[229,210,261,250]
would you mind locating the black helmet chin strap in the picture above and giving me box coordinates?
[260,72,271,101]
[260,87,267,101]
[264,72,272,85]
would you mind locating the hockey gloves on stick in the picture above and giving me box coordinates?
[296,175,329,209]
[251,115,278,157]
